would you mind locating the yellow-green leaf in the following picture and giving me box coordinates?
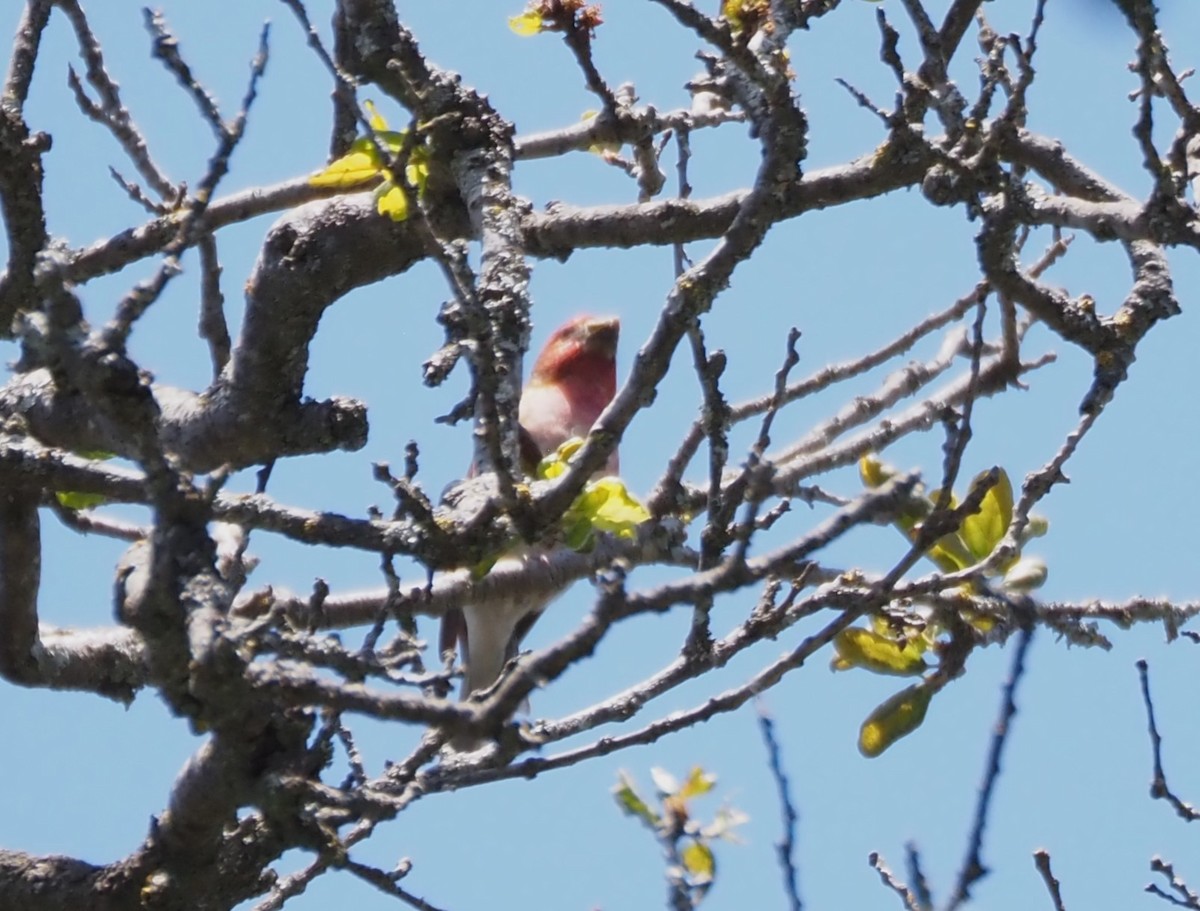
[365,99,389,132]
[869,613,891,636]
[859,683,933,758]
[406,154,430,195]
[535,437,649,549]
[613,772,660,827]
[574,478,650,538]
[56,449,114,510]
[922,536,974,573]
[309,139,384,188]
[859,453,893,489]
[540,457,568,481]
[508,11,543,35]
[832,627,928,676]
[681,840,715,882]
[55,490,108,510]
[678,766,717,799]
[563,515,596,551]
[959,468,1013,562]
[374,181,409,221]
[388,132,410,154]
[373,148,430,221]
[905,493,976,572]
[536,437,585,480]
[308,98,414,193]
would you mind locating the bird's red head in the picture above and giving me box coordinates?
[521,315,620,470]
[527,314,619,406]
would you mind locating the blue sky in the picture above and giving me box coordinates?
[4,1,1200,909]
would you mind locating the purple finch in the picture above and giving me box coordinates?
[441,315,619,743]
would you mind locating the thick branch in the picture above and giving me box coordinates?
[0,0,52,332]
[3,367,368,474]
[0,851,133,911]
[0,488,41,683]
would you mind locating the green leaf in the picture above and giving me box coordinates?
[56,450,115,510]
[55,490,108,510]
[572,478,651,539]
[309,138,385,188]
[678,766,717,799]
[365,99,389,132]
[681,840,715,883]
[831,627,928,676]
[858,682,933,757]
[959,468,1013,562]
[862,455,968,569]
[310,100,427,217]
[858,453,893,489]
[362,103,409,157]
[912,488,980,572]
[536,437,585,480]
[922,533,975,573]
[563,516,596,551]
[541,437,650,550]
[374,181,409,221]
[370,150,430,222]
[613,772,660,827]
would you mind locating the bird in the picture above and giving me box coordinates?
[440,314,619,747]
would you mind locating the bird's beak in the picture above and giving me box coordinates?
[581,315,619,356]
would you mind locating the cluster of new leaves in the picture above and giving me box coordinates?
[859,454,1048,593]
[466,437,650,578]
[614,766,747,907]
[537,437,650,551]
[308,101,430,221]
[833,456,1048,756]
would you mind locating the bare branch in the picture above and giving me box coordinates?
[758,703,803,911]
[947,627,1034,909]
[1137,659,1200,822]
[1034,849,1069,911]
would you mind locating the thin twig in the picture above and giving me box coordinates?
[757,702,802,911]
[869,852,923,911]
[1033,849,1068,911]
[1136,659,1200,822]
[59,0,176,200]
[1147,856,1200,910]
[947,626,1035,909]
